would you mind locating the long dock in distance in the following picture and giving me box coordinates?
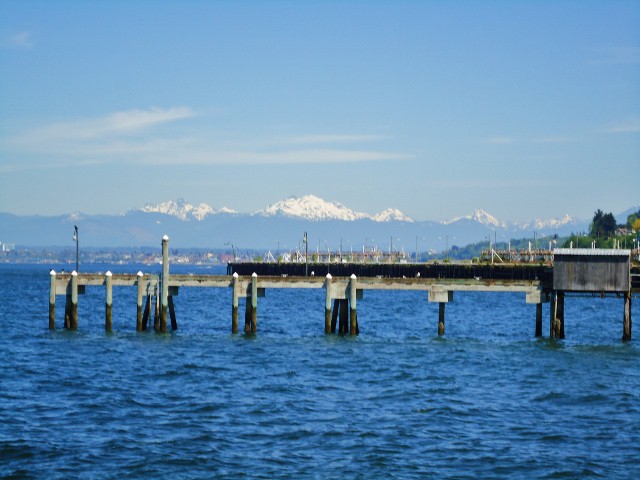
[49,236,637,340]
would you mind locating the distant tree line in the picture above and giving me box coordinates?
[589,208,640,238]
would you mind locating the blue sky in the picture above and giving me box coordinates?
[1,0,638,222]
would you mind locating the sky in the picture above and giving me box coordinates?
[1,0,638,223]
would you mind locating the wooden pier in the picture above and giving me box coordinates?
[48,236,636,340]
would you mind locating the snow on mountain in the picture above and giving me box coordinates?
[256,195,416,222]
[140,198,215,221]
[217,206,238,214]
[512,214,577,231]
[256,195,370,221]
[137,196,576,231]
[444,209,580,233]
[373,208,414,223]
[443,209,504,228]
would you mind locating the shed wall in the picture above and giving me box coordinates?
[553,255,630,291]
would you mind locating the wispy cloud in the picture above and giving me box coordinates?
[141,149,410,166]
[281,134,389,145]
[17,107,196,143]
[3,30,35,49]
[2,108,409,169]
[483,137,518,145]
[605,118,640,134]
[483,136,579,145]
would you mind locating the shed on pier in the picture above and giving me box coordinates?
[552,248,631,293]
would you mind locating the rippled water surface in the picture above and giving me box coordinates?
[1,264,638,479]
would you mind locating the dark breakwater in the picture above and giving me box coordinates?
[1,264,639,479]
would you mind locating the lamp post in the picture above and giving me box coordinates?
[72,225,79,272]
[303,232,308,276]
[225,241,236,262]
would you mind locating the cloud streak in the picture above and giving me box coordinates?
[605,119,640,134]
[2,107,410,169]
[482,136,580,145]
[16,107,196,143]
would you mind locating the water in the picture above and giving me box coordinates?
[1,264,638,479]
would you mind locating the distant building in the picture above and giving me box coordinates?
[1,242,15,252]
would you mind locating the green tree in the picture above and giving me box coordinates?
[627,209,640,229]
[590,209,617,238]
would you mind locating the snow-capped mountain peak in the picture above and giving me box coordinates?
[141,198,215,221]
[512,214,577,231]
[256,195,370,221]
[443,209,503,227]
[373,208,414,223]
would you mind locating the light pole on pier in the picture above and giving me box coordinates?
[225,241,237,262]
[303,232,308,276]
[72,225,79,272]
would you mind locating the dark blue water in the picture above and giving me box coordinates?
[1,264,638,479]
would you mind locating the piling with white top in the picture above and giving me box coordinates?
[70,271,78,329]
[49,270,56,330]
[349,274,358,336]
[105,271,113,332]
[250,272,258,333]
[136,271,144,332]
[232,272,239,334]
[160,235,169,333]
[325,274,332,334]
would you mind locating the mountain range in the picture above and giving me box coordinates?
[0,194,630,252]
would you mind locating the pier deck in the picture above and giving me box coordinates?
[47,237,635,340]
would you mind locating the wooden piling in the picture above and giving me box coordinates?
[558,291,565,338]
[349,274,358,336]
[136,272,144,332]
[325,274,332,334]
[549,291,556,338]
[535,303,543,337]
[550,291,565,339]
[232,272,239,334]
[244,298,252,334]
[338,299,349,335]
[154,290,160,332]
[49,270,56,330]
[142,294,151,331]
[105,271,112,332]
[438,302,445,336]
[168,295,177,330]
[623,292,632,341]
[331,299,339,333]
[160,235,169,333]
[64,293,71,329]
[251,272,258,334]
[70,271,78,329]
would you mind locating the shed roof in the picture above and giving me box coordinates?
[553,248,631,257]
